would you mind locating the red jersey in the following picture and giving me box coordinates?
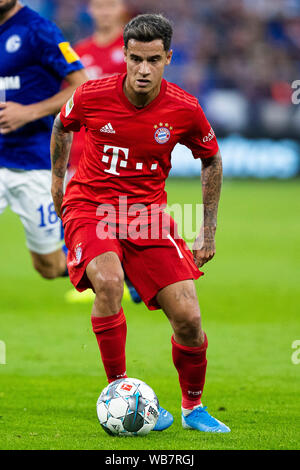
[69,34,127,168]
[60,73,218,225]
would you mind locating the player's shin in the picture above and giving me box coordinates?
[171,333,208,409]
[91,308,127,383]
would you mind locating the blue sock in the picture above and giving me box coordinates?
[124,275,142,303]
[61,244,69,277]
[62,244,68,257]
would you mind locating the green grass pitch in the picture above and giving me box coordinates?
[0,179,299,450]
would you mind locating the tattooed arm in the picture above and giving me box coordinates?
[193,150,223,268]
[50,113,73,218]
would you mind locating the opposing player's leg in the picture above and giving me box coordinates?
[86,251,128,383]
[157,280,230,433]
[7,169,67,279]
[30,248,67,279]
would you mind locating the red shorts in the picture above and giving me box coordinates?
[63,215,203,310]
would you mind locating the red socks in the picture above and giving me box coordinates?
[91,308,127,383]
[92,308,207,409]
[171,333,208,409]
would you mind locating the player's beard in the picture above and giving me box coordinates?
[0,0,18,15]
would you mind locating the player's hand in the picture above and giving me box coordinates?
[0,102,35,134]
[192,229,216,268]
[51,184,64,219]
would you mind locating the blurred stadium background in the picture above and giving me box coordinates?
[26,0,300,178]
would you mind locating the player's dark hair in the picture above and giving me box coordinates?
[123,14,173,51]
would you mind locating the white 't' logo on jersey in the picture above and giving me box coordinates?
[102,146,129,175]
[6,35,22,53]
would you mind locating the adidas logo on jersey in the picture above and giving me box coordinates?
[100,123,116,134]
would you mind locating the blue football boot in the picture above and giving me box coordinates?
[153,406,174,431]
[182,406,230,433]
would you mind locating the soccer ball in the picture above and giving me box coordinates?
[97,377,159,436]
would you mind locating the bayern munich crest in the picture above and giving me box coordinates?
[154,123,173,144]
[75,244,82,264]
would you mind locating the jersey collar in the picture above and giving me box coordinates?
[117,73,167,113]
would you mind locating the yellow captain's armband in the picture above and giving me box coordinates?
[58,42,80,64]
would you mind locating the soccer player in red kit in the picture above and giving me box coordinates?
[50,14,230,433]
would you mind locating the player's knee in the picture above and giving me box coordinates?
[173,314,203,345]
[92,273,124,315]
[93,271,124,301]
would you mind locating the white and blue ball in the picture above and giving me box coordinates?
[97,377,159,436]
